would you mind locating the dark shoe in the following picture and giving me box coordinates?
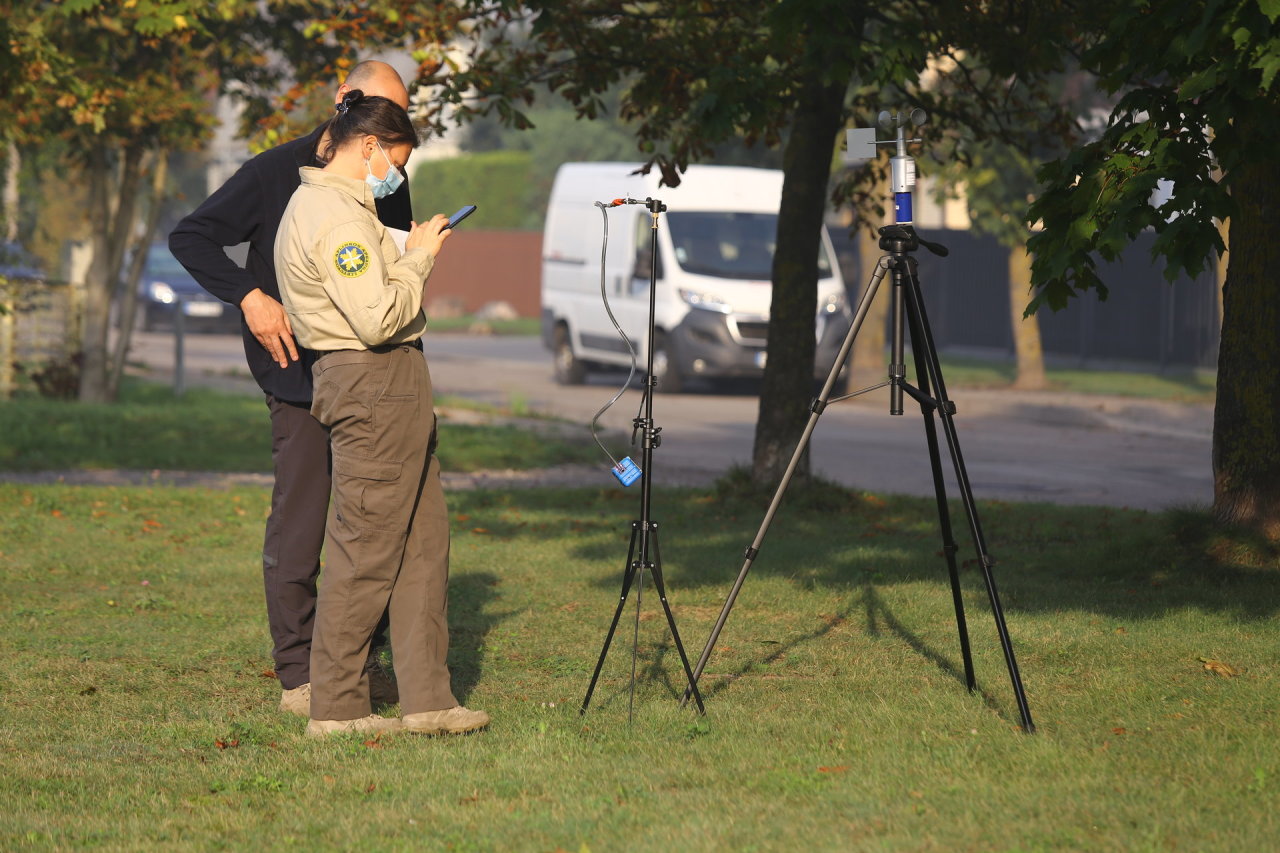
[366,658,399,706]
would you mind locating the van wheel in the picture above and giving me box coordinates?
[651,332,685,394]
[552,325,586,385]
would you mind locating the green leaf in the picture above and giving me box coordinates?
[1179,67,1223,100]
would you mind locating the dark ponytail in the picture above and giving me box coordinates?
[320,89,419,163]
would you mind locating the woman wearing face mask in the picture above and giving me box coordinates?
[274,89,488,738]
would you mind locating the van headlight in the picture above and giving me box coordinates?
[148,281,177,304]
[819,291,847,315]
[679,288,733,314]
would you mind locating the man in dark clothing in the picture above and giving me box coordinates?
[169,60,410,716]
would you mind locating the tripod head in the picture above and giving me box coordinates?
[879,224,949,257]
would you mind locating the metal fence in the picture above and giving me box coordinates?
[834,229,1221,371]
[0,279,82,399]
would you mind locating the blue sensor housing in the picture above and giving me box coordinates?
[612,457,642,486]
[894,192,913,224]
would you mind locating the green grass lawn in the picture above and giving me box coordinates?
[0,379,610,474]
[425,316,541,336]
[1,477,1275,850]
[936,356,1217,403]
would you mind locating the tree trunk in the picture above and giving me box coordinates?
[848,205,890,390]
[1212,150,1280,540]
[1214,216,1227,332]
[750,73,847,486]
[4,139,17,243]
[108,151,168,399]
[1007,242,1047,390]
[79,146,144,403]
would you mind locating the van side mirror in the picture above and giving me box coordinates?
[632,244,663,282]
[633,214,663,284]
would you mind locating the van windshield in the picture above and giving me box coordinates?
[665,212,833,280]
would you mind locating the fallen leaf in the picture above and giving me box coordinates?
[1112,727,1127,735]
[365,783,377,793]
[363,740,383,750]
[818,765,849,774]
[472,527,489,534]
[1114,627,1127,634]
[214,738,240,750]
[1199,657,1243,677]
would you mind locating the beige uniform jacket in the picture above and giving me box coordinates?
[275,167,434,350]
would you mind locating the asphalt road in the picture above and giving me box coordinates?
[128,330,1215,512]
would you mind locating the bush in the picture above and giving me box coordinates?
[410,151,543,229]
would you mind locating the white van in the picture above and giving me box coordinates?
[540,162,852,392]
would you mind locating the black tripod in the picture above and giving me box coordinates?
[681,222,1035,733]
[581,197,706,719]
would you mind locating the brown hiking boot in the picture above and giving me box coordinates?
[402,706,490,735]
[279,683,311,717]
[305,714,403,738]
[366,658,399,706]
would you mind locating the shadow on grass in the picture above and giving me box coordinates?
[445,570,517,703]
[561,479,1280,622]
[450,478,1278,723]
[858,580,1008,717]
[592,578,1011,722]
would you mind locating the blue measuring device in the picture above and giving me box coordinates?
[612,456,642,486]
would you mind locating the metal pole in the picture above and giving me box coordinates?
[173,298,185,397]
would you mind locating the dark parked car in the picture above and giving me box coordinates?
[134,243,240,333]
[0,241,45,281]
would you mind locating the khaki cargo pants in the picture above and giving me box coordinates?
[308,344,457,721]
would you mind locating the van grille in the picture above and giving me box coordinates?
[734,320,769,343]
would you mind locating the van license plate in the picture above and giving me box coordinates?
[184,302,223,318]
[755,351,767,368]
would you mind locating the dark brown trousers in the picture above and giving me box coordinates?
[262,394,331,690]
[263,395,391,690]
[307,345,457,720]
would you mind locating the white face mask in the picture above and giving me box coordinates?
[365,140,403,199]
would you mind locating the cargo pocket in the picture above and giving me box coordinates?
[311,353,384,429]
[331,453,405,532]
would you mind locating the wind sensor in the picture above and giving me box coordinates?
[845,108,928,225]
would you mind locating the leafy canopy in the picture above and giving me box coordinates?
[1026,0,1280,310]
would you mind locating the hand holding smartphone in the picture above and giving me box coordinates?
[447,205,477,229]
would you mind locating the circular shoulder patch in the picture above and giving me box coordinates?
[334,242,370,277]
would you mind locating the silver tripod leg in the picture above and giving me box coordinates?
[682,256,892,703]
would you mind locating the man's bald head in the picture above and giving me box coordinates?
[336,60,409,110]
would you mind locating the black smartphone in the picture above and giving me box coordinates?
[447,204,477,229]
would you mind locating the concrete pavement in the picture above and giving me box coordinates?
[116,330,1215,512]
